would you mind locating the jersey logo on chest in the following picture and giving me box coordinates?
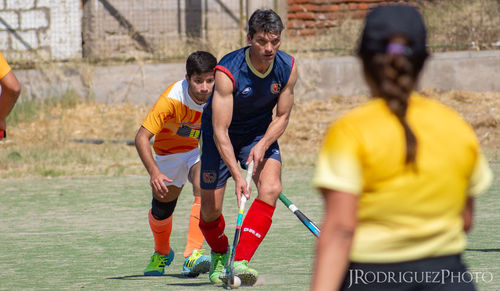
[240,87,253,98]
[271,82,281,94]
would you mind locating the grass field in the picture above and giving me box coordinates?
[0,164,499,291]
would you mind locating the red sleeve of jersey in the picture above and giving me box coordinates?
[215,65,235,89]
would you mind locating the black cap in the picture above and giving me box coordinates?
[358,5,428,57]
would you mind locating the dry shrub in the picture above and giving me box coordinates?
[281,90,500,166]
[0,103,149,178]
[422,0,500,51]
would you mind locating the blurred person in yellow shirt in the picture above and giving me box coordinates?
[0,51,21,139]
[135,51,217,277]
[312,5,493,291]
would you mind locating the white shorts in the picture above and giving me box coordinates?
[155,148,200,188]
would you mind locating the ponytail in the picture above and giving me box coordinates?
[361,40,426,165]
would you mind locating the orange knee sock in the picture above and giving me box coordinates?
[148,210,173,255]
[183,196,205,258]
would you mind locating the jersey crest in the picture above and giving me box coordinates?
[271,82,281,94]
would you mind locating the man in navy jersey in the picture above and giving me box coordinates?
[198,9,298,286]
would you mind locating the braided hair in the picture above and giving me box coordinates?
[360,37,427,164]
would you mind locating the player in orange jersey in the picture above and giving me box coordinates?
[0,51,21,140]
[135,51,217,277]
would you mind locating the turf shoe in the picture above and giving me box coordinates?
[232,260,258,286]
[143,249,174,276]
[209,250,229,284]
[182,249,211,277]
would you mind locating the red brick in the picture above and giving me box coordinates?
[359,3,370,9]
[315,5,332,12]
[305,21,316,28]
[295,11,316,20]
[350,10,369,18]
[326,12,343,20]
[303,4,320,11]
[329,5,341,12]
[316,20,337,29]
[288,4,306,12]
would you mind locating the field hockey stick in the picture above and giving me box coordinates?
[225,161,254,289]
[279,193,320,238]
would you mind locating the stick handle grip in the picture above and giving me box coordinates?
[245,161,254,189]
[279,193,292,207]
[240,161,253,207]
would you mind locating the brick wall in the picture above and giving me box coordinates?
[287,0,417,36]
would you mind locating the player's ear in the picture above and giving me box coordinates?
[247,33,252,45]
[185,74,190,82]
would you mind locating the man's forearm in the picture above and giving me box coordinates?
[135,138,159,176]
[260,115,289,149]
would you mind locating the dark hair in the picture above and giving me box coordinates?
[186,51,217,77]
[357,5,429,165]
[248,9,284,39]
[359,39,427,165]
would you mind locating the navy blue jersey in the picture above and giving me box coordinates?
[202,47,294,135]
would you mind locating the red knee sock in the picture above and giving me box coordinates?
[199,214,228,254]
[234,198,275,261]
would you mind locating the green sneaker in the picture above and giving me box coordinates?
[143,249,174,276]
[232,260,258,286]
[182,249,211,277]
[209,250,228,284]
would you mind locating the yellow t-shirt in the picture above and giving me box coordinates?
[313,93,493,263]
[141,80,204,155]
[0,52,12,79]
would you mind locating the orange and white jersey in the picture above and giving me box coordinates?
[142,80,204,155]
[0,51,12,79]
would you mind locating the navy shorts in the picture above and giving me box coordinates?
[200,130,281,190]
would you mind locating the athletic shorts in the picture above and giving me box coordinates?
[200,130,281,190]
[155,147,200,188]
[341,254,475,291]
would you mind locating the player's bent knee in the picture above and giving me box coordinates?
[258,182,282,197]
[200,208,222,222]
[151,198,178,220]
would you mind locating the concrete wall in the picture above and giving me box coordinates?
[295,50,500,101]
[14,50,500,105]
[0,0,81,61]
